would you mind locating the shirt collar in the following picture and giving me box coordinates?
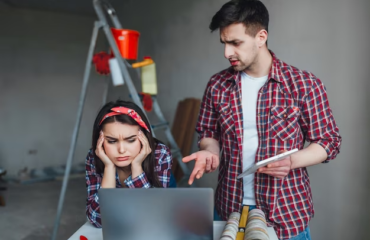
[268,50,283,83]
[226,50,283,83]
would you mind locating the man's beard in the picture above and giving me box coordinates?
[232,61,248,72]
[233,55,257,72]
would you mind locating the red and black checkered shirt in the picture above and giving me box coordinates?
[196,51,342,239]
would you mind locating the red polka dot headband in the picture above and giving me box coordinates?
[99,106,150,132]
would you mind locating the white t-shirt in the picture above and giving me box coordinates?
[241,72,268,205]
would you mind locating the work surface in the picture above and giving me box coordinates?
[68,221,278,240]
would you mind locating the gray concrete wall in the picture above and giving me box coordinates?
[113,0,370,239]
[0,6,107,176]
[263,1,370,239]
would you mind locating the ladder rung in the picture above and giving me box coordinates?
[170,148,182,157]
[151,122,169,130]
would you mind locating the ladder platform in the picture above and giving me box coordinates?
[151,122,169,130]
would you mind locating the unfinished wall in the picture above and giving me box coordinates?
[0,5,107,176]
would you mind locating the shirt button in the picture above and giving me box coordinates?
[283,114,287,118]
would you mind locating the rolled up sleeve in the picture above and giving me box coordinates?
[196,80,220,147]
[300,76,342,162]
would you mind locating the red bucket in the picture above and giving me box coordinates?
[111,28,140,60]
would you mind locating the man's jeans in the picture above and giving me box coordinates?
[288,226,311,240]
[214,206,311,240]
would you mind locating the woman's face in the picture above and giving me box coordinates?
[102,122,141,168]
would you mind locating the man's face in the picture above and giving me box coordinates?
[220,23,259,72]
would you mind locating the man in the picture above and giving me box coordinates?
[182,0,342,239]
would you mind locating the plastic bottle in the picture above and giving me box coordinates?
[140,56,157,95]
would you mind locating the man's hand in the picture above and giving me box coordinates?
[258,150,292,179]
[182,150,219,185]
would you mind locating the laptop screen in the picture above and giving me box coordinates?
[98,188,214,240]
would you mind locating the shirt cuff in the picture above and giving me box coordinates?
[124,172,151,188]
[313,139,339,162]
[197,130,220,148]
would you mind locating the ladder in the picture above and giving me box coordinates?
[51,1,190,239]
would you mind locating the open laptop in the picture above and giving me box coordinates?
[98,188,214,240]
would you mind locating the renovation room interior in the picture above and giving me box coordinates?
[0,0,369,239]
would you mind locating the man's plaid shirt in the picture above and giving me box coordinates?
[196,51,341,239]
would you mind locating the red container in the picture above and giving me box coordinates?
[111,28,140,60]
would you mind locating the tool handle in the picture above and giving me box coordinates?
[132,59,154,68]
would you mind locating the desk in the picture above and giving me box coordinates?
[69,221,278,240]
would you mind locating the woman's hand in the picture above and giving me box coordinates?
[131,130,152,169]
[95,131,115,169]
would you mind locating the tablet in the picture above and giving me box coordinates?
[236,149,298,179]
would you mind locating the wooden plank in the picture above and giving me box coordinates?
[0,196,5,206]
[181,98,201,157]
[170,100,185,179]
[177,98,193,153]
[173,99,194,181]
[170,98,201,183]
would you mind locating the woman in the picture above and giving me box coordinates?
[85,100,173,227]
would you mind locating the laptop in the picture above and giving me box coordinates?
[98,188,214,240]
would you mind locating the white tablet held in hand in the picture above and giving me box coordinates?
[237,148,299,179]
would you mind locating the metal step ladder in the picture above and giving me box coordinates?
[150,96,189,177]
[51,1,190,239]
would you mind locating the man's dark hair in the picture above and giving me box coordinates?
[209,0,269,37]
